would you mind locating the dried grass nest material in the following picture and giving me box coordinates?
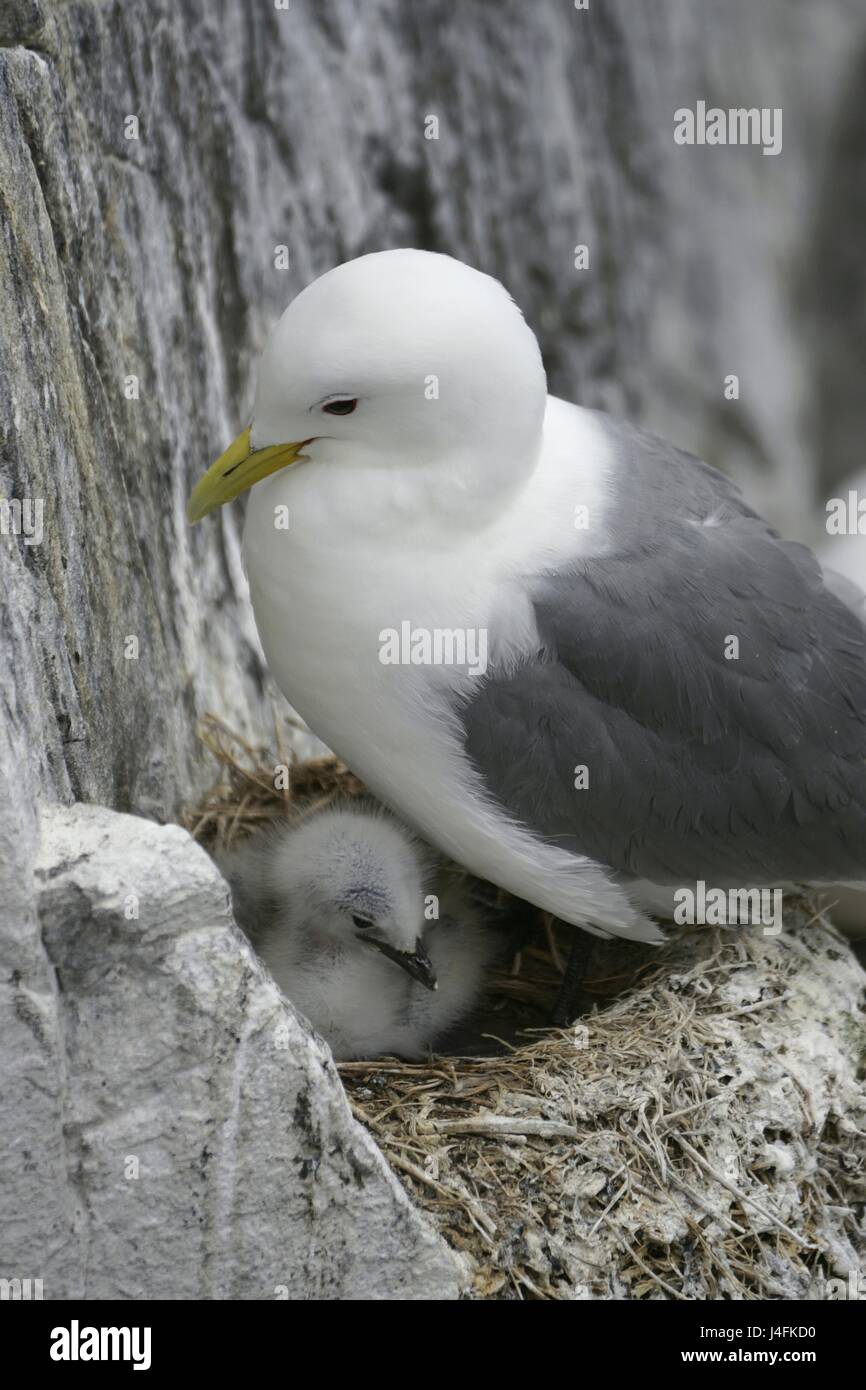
[184,714,866,1301]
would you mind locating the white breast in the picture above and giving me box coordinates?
[243,399,660,941]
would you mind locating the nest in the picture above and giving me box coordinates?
[183,715,866,1300]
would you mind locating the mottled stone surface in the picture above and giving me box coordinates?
[1,804,463,1299]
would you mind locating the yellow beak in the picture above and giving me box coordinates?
[186,426,310,524]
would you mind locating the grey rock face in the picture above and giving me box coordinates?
[2,804,463,1300]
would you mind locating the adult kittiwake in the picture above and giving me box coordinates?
[188,249,866,949]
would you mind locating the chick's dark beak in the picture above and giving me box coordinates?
[366,936,438,991]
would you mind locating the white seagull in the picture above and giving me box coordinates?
[189,249,866,947]
[216,802,497,1060]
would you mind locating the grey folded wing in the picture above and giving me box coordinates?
[457,416,866,887]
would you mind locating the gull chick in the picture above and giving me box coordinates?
[216,803,497,1060]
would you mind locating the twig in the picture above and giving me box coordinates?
[427,1116,577,1139]
[673,1135,811,1247]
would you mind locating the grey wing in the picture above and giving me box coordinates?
[459,416,866,887]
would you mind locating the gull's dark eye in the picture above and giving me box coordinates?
[322,398,358,416]
[352,914,374,931]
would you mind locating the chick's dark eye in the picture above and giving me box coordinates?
[322,398,358,416]
[352,914,374,931]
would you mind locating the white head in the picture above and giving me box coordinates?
[187,249,547,534]
[262,804,437,990]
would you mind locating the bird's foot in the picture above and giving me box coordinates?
[552,928,596,1026]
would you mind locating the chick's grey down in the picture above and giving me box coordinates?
[217,803,498,1060]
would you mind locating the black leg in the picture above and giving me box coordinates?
[553,927,595,1025]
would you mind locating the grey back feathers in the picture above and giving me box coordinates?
[216,801,498,1060]
[459,414,866,887]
